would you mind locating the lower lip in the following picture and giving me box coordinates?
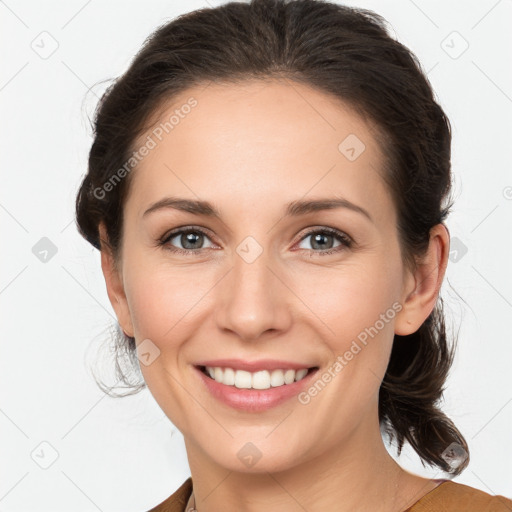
[194,366,319,412]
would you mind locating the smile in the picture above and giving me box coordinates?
[194,362,320,412]
[199,365,316,389]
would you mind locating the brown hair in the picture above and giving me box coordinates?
[75,0,469,475]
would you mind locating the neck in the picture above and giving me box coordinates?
[183,413,435,512]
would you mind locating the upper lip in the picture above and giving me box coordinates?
[195,359,318,372]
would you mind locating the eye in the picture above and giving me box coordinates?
[158,225,353,257]
[295,227,352,256]
[159,226,217,255]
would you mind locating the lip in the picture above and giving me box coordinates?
[194,358,315,372]
[194,364,319,412]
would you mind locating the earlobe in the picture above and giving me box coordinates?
[394,224,449,336]
[98,222,134,338]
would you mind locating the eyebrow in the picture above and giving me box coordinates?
[142,196,373,223]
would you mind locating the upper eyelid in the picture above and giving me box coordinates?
[163,225,214,241]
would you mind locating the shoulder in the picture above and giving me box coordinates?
[146,477,193,512]
[144,477,512,512]
[408,480,512,511]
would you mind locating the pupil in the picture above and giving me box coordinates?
[312,233,332,250]
[182,232,202,249]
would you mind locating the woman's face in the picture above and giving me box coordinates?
[105,79,418,473]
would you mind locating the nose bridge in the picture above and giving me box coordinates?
[215,236,291,340]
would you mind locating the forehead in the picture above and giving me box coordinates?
[126,79,394,225]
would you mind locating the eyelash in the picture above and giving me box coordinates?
[158,226,353,257]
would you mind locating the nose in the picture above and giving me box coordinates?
[214,247,292,342]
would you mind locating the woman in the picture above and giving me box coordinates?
[75,0,512,510]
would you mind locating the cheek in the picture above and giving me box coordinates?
[295,256,403,343]
[294,271,401,440]
[124,240,403,360]
[123,258,214,342]
[294,255,402,396]
[122,261,216,431]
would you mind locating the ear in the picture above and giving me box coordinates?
[98,222,134,338]
[394,223,450,336]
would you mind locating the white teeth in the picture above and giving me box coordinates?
[295,368,308,381]
[203,366,311,389]
[234,370,252,389]
[284,369,295,384]
[270,369,285,387]
[223,367,235,386]
[252,370,270,390]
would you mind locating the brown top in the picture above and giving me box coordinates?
[147,477,512,512]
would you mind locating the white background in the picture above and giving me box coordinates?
[1,0,511,510]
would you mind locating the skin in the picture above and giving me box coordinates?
[99,78,450,511]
